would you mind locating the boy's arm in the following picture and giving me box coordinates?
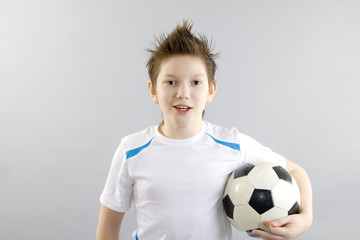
[285,159,313,226]
[253,159,313,239]
[96,204,125,240]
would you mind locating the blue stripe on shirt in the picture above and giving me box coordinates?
[126,137,155,160]
[135,229,139,240]
[206,133,240,151]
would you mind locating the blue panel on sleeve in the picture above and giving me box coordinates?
[126,137,155,160]
[135,228,139,240]
[206,133,240,151]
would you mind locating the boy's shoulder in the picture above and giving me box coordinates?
[203,121,241,143]
[204,121,256,146]
[122,125,157,150]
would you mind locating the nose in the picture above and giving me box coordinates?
[176,83,190,99]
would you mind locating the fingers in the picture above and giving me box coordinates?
[252,214,306,240]
[251,229,282,240]
[269,224,289,237]
[269,215,292,227]
[251,217,294,240]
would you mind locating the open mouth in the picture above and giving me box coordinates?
[173,105,192,112]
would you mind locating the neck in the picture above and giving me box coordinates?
[159,121,203,139]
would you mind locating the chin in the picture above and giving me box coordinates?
[175,118,201,127]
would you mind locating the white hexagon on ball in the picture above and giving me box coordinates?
[233,204,260,231]
[272,180,300,211]
[247,162,279,189]
[227,176,254,206]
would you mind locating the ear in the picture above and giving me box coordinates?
[206,81,217,103]
[148,81,159,104]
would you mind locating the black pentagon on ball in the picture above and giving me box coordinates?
[288,201,300,215]
[273,166,292,184]
[234,163,255,179]
[223,194,235,219]
[249,189,274,214]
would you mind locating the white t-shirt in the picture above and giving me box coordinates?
[100,121,286,240]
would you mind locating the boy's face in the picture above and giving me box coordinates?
[149,55,216,131]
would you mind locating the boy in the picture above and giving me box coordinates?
[96,21,313,240]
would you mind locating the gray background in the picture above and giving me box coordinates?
[1,0,359,239]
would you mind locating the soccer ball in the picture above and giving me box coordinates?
[222,162,301,237]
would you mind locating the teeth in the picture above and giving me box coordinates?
[175,105,189,109]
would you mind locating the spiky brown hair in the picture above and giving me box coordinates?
[146,20,219,90]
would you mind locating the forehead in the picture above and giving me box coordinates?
[158,55,208,79]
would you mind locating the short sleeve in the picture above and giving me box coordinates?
[238,133,286,168]
[100,139,133,212]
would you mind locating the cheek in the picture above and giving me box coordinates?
[157,91,173,108]
[157,90,171,101]
[196,94,210,107]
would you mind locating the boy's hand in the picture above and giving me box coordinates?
[251,213,310,240]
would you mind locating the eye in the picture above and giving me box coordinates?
[166,80,176,85]
[192,80,201,85]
